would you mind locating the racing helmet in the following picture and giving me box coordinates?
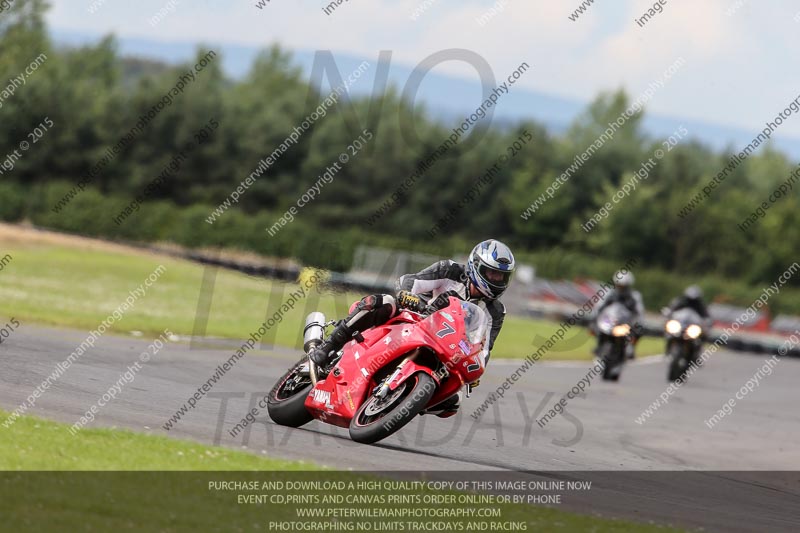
[684,285,703,300]
[467,239,515,299]
[614,270,635,294]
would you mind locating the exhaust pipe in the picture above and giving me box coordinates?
[303,312,326,353]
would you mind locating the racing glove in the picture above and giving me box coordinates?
[396,290,426,313]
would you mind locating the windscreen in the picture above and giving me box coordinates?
[600,302,633,325]
[461,301,491,364]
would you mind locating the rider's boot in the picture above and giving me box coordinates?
[420,392,462,418]
[308,294,396,367]
[309,320,352,367]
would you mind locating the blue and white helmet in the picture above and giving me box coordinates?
[467,239,515,299]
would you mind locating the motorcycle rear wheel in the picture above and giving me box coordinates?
[349,372,435,444]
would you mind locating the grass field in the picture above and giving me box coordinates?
[0,224,662,360]
[0,409,684,533]
[0,408,318,471]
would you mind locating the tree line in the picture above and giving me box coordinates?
[1,0,798,313]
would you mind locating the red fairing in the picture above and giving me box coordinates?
[304,298,486,427]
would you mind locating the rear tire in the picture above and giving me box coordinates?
[267,358,314,428]
[349,372,435,444]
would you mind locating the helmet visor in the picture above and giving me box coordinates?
[478,263,512,291]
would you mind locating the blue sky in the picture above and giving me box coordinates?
[49,0,800,142]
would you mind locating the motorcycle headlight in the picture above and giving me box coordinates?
[611,324,630,337]
[665,320,681,335]
[685,324,702,339]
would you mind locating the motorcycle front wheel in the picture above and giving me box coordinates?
[349,372,435,444]
[600,340,623,381]
[667,343,687,382]
[267,357,314,427]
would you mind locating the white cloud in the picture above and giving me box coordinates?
[47,0,800,136]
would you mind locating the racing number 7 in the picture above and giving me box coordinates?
[435,322,455,338]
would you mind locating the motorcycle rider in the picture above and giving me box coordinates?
[665,285,710,319]
[663,285,712,335]
[309,239,516,417]
[593,271,645,359]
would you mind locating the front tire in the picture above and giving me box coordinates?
[668,342,687,382]
[349,372,435,444]
[600,340,623,381]
[267,357,314,427]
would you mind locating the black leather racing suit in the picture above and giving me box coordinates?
[667,296,710,319]
[397,260,506,362]
[310,260,506,371]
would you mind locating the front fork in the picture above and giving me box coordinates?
[375,349,420,399]
[375,349,443,401]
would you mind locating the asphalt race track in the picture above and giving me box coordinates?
[2,324,799,532]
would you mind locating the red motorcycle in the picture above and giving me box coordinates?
[267,297,489,444]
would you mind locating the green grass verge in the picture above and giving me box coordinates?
[499,315,663,360]
[0,237,661,360]
[0,409,318,471]
[0,410,683,532]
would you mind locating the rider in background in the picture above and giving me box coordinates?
[663,285,712,335]
[593,271,645,358]
[665,285,710,319]
[309,239,516,417]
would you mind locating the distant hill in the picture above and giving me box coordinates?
[53,29,800,159]
[120,56,172,88]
